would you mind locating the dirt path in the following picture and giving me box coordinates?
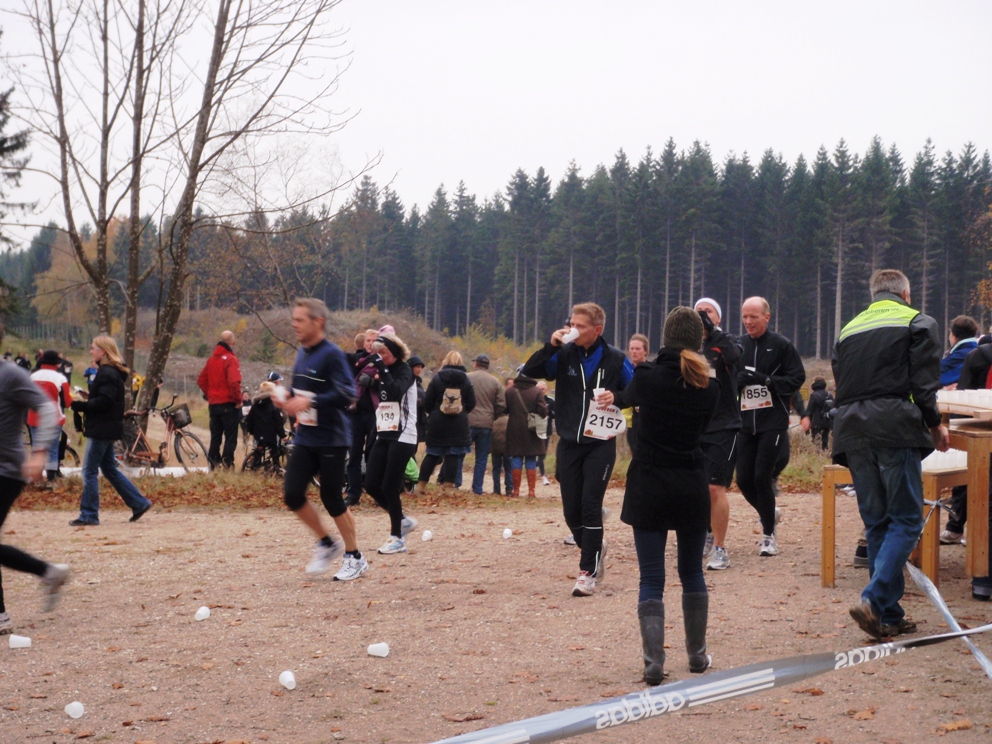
[1,486,990,743]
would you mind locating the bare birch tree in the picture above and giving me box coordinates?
[7,0,355,407]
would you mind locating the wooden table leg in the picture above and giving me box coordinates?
[822,469,836,588]
[916,475,940,587]
[965,441,990,578]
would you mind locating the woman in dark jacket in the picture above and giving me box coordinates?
[68,336,152,526]
[417,351,476,489]
[364,332,420,555]
[504,373,548,497]
[611,307,719,685]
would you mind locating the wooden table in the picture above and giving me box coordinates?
[821,464,968,588]
[942,418,992,579]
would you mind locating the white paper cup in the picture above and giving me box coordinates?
[194,606,210,621]
[562,328,579,344]
[279,670,296,690]
[8,634,31,649]
[421,530,433,541]
[65,701,84,719]
[367,642,390,657]
[502,528,513,539]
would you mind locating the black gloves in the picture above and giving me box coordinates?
[737,369,772,389]
[698,310,715,335]
[70,400,87,413]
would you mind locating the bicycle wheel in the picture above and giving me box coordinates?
[174,431,209,472]
[63,446,81,468]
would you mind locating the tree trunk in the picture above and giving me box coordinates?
[834,225,844,341]
[534,252,540,344]
[123,0,148,373]
[815,262,822,360]
[688,232,696,306]
[738,239,745,335]
[513,249,519,344]
[921,215,929,314]
[568,248,574,311]
[635,260,642,334]
[664,219,671,317]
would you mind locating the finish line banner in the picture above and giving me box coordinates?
[431,623,992,744]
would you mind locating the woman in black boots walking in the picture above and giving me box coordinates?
[612,307,719,684]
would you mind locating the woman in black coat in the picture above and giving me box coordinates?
[504,374,548,497]
[417,351,476,489]
[611,307,719,685]
[68,336,153,526]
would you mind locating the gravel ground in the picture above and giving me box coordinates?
[1,483,990,744]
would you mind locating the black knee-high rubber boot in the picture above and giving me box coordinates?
[637,599,666,685]
[682,592,711,673]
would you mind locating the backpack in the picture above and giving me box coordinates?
[439,387,463,415]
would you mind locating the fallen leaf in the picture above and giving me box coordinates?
[200,663,214,670]
[815,739,833,744]
[852,707,876,720]
[4,705,19,711]
[76,732,95,739]
[271,690,284,697]
[112,683,124,690]
[472,588,486,594]
[443,713,484,722]
[106,646,121,652]
[29,694,47,699]
[936,719,972,734]
[122,721,133,726]
[794,687,825,696]
[569,645,586,651]
[746,704,764,711]
[143,715,169,722]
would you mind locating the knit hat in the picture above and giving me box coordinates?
[663,306,704,351]
[693,297,722,322]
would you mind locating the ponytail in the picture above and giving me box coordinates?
[679,349,710,389]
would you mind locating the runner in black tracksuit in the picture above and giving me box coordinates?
[736,297,805,556]
[523,303,632,597]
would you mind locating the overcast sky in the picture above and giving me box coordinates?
[4,0,991,245]
[329,0,991,210]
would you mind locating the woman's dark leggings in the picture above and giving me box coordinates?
[633,527,707,603]
[0,476,48,614]
[366,439,418,538]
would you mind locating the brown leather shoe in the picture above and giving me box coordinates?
[849,599,882,640]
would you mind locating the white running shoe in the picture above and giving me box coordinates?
[542,475,550,486]
[572,571,596,597]
[377,536,407,554]
[759,534,779,556]
[0,611,12,635]
[41,564,70,612]
[702,531,715,559]
[334,554,369,581]
[707,546,731,570]
[400,515,418,537]
[306,539,345,574]
[563,534,576,546]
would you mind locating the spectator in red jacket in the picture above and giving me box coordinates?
[197,331,242,468]
[29,350,73,481]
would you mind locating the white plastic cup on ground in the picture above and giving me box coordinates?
[194,606,210,621]
[502,528,513,539]
[367,642,390,657]
[65,701,84,719]
[279,670,296,690]
[421,530,433,541]
[8,634,31,649]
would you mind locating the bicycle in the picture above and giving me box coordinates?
[116,394,210,472]
[242,438,290,475]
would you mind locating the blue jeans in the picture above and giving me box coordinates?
[469,427,493,495]
[633,527,708,602]
[847,447,924,625]
[30,425,62,471]
[509,455,537,471]
[491,453,513,494]
[79,438,151,524]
